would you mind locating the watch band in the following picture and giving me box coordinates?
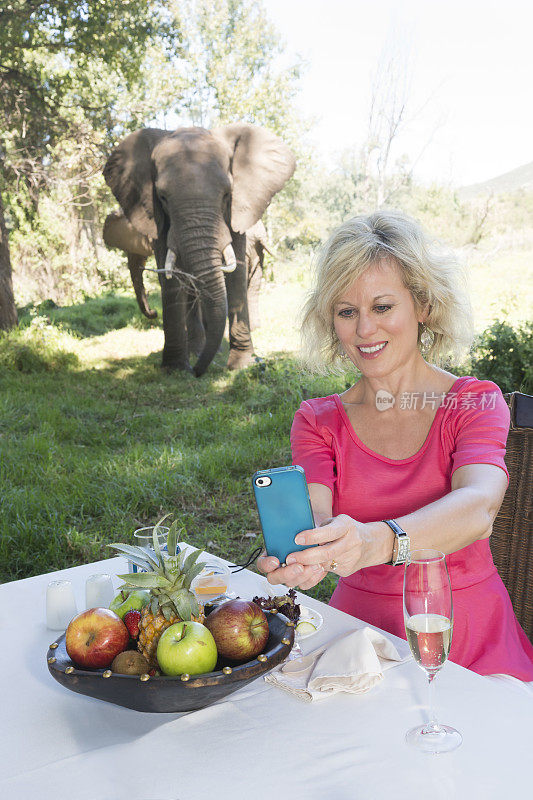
[382,519,410,566]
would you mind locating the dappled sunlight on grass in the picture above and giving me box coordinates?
[77,328,164,369]
[252,277,308,356]
[18,291,163,337]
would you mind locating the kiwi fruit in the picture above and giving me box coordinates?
[111,651,150,675]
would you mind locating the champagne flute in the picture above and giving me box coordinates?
[403,549,462,753]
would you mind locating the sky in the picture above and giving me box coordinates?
[262,0,533,187]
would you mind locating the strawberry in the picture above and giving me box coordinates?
[123,609,141,639]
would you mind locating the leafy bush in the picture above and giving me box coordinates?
[467,320,533,393]
[0,316,79,373]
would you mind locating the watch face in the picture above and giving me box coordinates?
[383,521,409,565]
[391,535,410,565]
[397,537,410,564]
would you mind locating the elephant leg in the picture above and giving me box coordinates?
[185,289,206,357]
[247,250,263,331]
[127,253,158,319]
[225,232,254,370]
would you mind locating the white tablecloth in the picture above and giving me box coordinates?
[2,554,531,800]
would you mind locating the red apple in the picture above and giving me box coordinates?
[66,607,129,669]
[204,599,269,661]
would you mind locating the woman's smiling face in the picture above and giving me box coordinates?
[333,258,426,378]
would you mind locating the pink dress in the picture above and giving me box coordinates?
[290,376,533,680]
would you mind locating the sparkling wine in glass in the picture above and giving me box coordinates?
[403,549,462,753]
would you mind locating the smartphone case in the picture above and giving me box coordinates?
[252,465,315,565]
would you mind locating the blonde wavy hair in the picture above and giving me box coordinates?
[299,209,474,372]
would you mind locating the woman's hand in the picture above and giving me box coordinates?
[256,515,393,590]
[256,551,327,591]
[286,515,392,577]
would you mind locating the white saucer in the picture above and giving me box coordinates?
[295,606,324,640]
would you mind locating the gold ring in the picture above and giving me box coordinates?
[329,560,338,572]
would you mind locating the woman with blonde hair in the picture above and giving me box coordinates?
[258,209,533,680]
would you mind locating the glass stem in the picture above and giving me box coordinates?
[424,672,440,734]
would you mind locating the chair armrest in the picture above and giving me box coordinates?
[513,393,533,429]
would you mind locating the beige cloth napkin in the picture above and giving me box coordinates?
[265,626,411,702]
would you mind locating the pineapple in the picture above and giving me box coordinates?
[109,521,207,668]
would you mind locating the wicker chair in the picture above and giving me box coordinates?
[490,392,533,642]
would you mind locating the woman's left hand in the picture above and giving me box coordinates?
[286,515,391,582]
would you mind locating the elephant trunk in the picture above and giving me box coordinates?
[193,275,228,377]
[171,212,229,377]
[127,254,157,319]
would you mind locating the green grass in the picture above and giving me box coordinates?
[0,292,344,602]
[18,292,162,338]
[467,247,533,331]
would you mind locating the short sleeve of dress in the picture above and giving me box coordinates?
[450,379,510,480]
[290,400,336,492]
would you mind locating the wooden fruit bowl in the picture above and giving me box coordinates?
[46,611,294,713]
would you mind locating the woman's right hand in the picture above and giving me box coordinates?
[256,550,326,591]
[256,482,334,591]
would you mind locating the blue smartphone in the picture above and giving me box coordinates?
[252,465,315,566]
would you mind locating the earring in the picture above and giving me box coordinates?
[337,344,349,360]
[419,323,433,353]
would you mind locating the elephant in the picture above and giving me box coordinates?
[103,210,157,320]
[244,219,271,331]
[103,124,295,375]
[102,211,271,331]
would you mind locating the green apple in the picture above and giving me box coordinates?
[156,621,218,676]
[109,588,150,619]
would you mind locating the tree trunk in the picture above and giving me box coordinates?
[0,191,18,331]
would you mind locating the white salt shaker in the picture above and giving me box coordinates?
[46,580,78,630]
[85,573,114,610]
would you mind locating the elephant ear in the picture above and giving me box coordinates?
[214,124,296,234]
[103,128,168,239]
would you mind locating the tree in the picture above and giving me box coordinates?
[363,39,413,207]
[0,198,17,331]
[170,0,307,246]
[0,0,179,327]
[173,0,303,135]
[1,1,307,312]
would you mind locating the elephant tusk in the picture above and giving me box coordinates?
[221,244,237,273]
[164,249,176,279]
